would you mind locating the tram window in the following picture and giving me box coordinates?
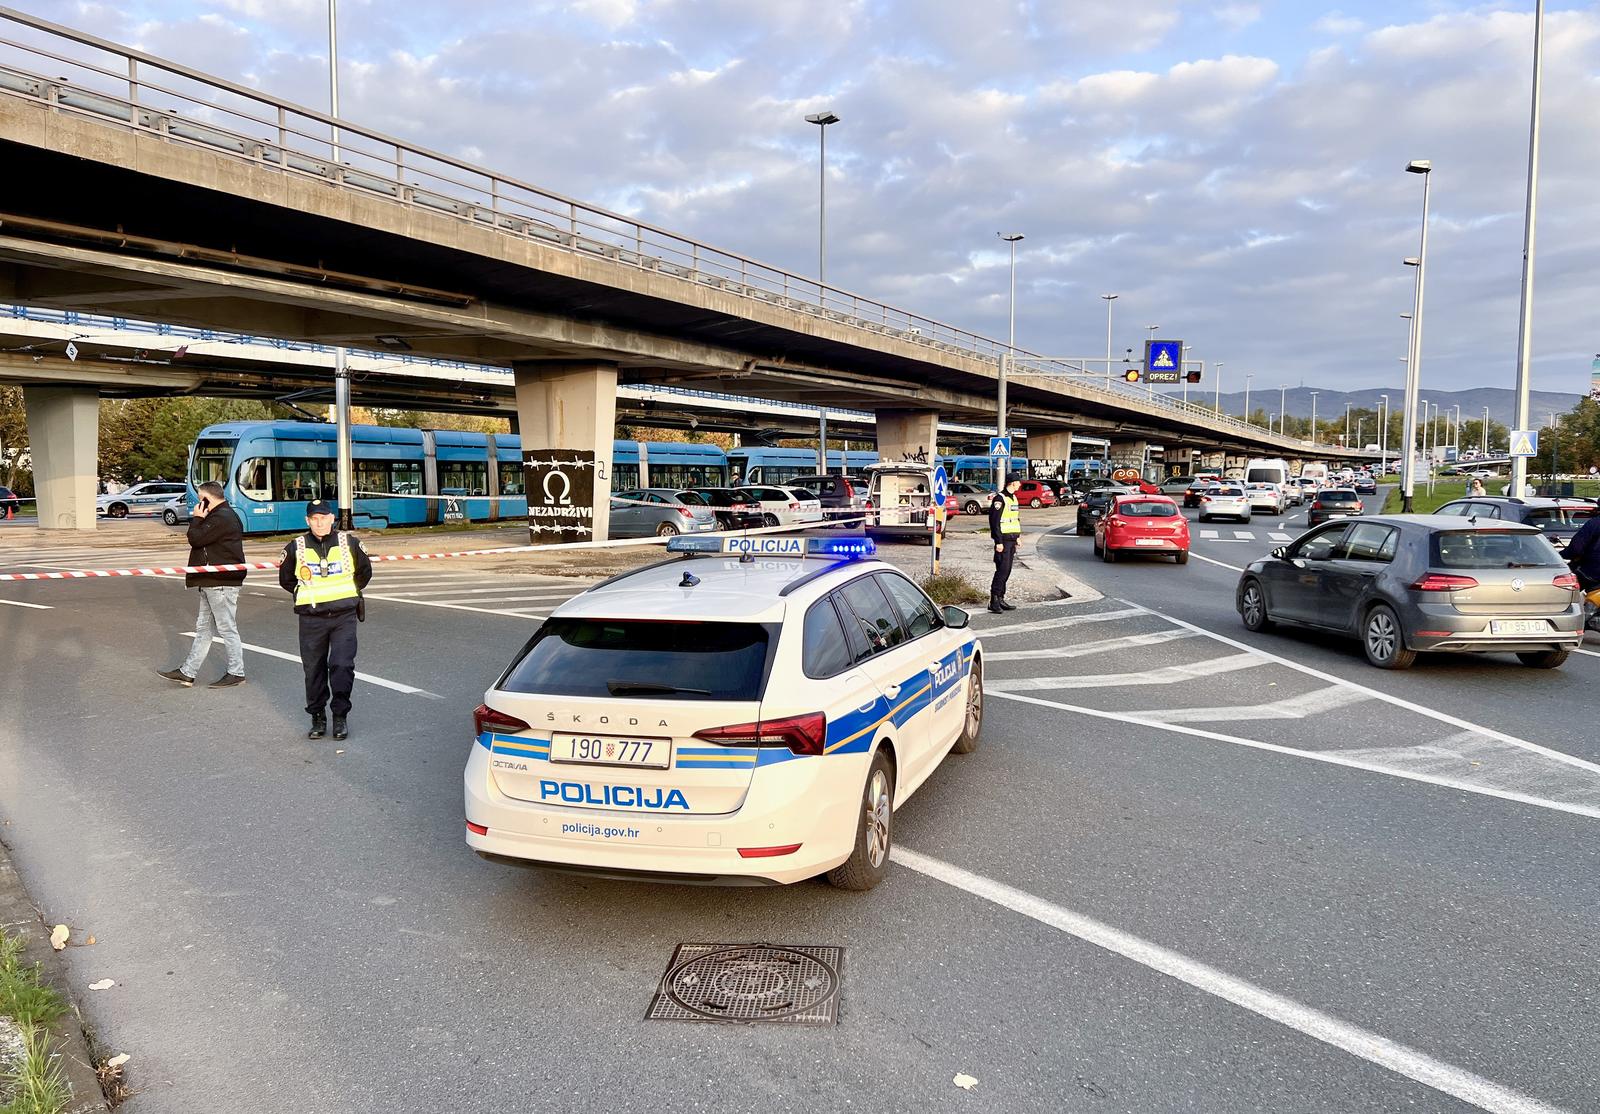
[392,462,422,495]
[439,461,488,496]
[356,463,392,496]
[281,460,334,502]
[499,462,525,495]
[236,458,275,502]
[611,464,640,492]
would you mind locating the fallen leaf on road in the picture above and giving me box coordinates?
[954,1073,978,1091]
[86,935,96,945]
[50,924,69,950]
[88,979,115,991]
[105,1053,129,1069]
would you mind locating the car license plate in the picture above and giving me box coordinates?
[550,734,670,769]
[1490,620,1550,635]
[1134,538,1165,546]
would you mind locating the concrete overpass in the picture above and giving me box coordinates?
[0,8,1355,532]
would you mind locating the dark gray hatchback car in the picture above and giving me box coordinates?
[1236,515,1584,670]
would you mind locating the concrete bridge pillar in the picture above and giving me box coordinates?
[512,361,618,546]
[875,408,940,464]
[1199,450,1228,473]
[1224,454,1248,476]
[1027,430,1074,479]
[23,386,99,531]
[1108,440,1149,476]
[1162,444,1197,476]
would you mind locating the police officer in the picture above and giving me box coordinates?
[279,500,372,740]
[988,473,1024,614]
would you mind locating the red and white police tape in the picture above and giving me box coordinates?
[0,514,878,584]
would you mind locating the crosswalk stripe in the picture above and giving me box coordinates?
[1200,530,1219,539]
[1133,684,1370,723]
[1268,532,1292,541]
[1233,530,1254,539]
[986,628,1198,662]
[978,606,1148,638]
[988,653,1263,691]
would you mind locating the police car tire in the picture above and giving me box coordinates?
[109,503,128,518]
[951,658,982,754]
[827,749,895,891]
[763,514,780,527]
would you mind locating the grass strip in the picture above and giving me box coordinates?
[0,931,70,1114]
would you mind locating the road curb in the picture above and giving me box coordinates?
[1018,527,1104,604]
[0,837,110,1113]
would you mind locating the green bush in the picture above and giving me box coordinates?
[921,571,986,605]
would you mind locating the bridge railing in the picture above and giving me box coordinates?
[0,6,1315,451]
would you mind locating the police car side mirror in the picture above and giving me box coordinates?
[942,606,970,629]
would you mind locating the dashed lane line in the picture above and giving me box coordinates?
[0,597,51,609]
[183,634,441,698]
[1121,601,1600,780]
[988,688,1600,822]
[985,628,1198,661]
[989,652,1263,692]
[892,846,1569,1114]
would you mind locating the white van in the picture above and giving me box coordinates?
[1299,462,1329,485]
[865,462,938,542]
[1244,458,1298,506]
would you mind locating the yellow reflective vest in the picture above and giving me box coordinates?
[295,533,360,609]
[997,494,1022,535]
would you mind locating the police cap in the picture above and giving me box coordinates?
[305,500,335,518]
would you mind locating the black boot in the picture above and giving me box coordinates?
[308,713,327,740]
[332,715,348,741]
[999,600,1018,610]
[987,598,1005,614]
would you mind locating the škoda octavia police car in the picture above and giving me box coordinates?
[464,535,983,889]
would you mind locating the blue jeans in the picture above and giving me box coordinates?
[182,586,244,677]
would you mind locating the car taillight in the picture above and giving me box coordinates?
[677,506,694,517]
[474,703,531,736]
[1553,573,1579,590]
[1412,574,1479,592]
[788,502,799,510]
[1106,517,1126,528]
[1200,496,1212,503]
[694,712,827,756]
[1311,501,1322,510]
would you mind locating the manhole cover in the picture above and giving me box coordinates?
[645,943,843,1025]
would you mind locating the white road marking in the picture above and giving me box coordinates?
[183,633,441,698]
[1573,647,1600,659]
[1269,532,1293,541]
[379,586,576,599]
[891,846,1567,1114]
[1187,552,1247,573]
[978,606,1148,638]
[405,592,571,605]
[1233,530,1255,540]
[1333,732,1600,810]
[1121,601,1600,780]
[1135,684,1370,723]
[989,652,1263,691]
[1199,529,1220,539]
[358,593,564,617]
[0,597,51,609]
[989,688,1600,822]
[986,628,1199,661]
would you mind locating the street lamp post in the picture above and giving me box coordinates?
[1482,406,1490,454]
[804,111,840,288]
[1379,394,1389,473]
[328,0,353,530]
[1243,373,1254,424]
[1308,391,1319,446]
[1401,159,1432,511]
[1278,384,1287,437]
[1145,325,1160,398]
[1510,0,1545,499]
[1101,294,1118,385]
[1344,401,1353,448]
[1212,361,1224,415]
[997,232,1024,488]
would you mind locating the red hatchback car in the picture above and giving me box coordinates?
[1014,480,1057,508]
[1094,493,1191,564]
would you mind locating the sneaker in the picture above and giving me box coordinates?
[157,668,195,687]
[208,673,246,689]
[332,716,348,741]
[308,714,327,740]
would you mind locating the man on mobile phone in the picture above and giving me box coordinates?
[158,481,247,688]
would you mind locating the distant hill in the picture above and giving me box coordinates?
[1161,385,1584,426]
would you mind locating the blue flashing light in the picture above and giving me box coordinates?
[665,534,876,559]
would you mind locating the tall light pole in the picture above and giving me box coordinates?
[1344,401,1353,447]
[1509,0,1545,498]
[1308,391,1319,446]
[996,232,1024,488]
[1400,159,1432,511]
[328,0,353,529]
[1144,325,1160,397]
[1101,294,1118,385]
[1356,417,1365,451]
[1243,373,1254,424]
[1212,361,1224,415]
[1482,405,1490,454]
[1379,394,1389,474]
[1277,384,1288,436]
[804,111,840,289]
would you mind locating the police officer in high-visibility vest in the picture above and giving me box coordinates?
[279,500,372,740]
[988,473,1024,614]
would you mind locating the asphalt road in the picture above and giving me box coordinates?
[1,507,1597,1114]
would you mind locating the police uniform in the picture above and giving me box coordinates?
[988,481,1023,613]
[278,501,372,739]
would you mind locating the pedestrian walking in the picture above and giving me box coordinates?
[988,473,1024,614]
[158,481,247,688]
[279,501,371,741]
[1469,477,1486,497]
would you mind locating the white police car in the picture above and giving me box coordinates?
[464,535,983,890]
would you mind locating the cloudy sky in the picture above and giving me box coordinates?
[19,0,1600,394]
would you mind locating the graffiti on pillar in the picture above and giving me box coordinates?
[522,449,598,545]
[900,448,930,463]
[1030,459,1067,481]
[1110,467,1142,485]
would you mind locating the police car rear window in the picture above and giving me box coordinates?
[501,619,775,701]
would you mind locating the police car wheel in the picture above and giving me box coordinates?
[826,749,895,891]
[654,522,679,537]
[109,503,128,518]
[951,658,982,754]
[762,514,780,527]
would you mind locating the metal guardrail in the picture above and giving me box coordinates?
[0,6,1314,451]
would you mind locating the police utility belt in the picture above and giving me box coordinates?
[295,533,364,619]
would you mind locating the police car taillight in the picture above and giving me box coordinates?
[474,703,531,736]
[694,712,826,756]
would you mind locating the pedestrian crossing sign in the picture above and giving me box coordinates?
[1145,339,1183,376]
[1508,429,1539,457]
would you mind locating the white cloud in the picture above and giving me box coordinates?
[1212,4,1262,32]
[1312,11,1364,36]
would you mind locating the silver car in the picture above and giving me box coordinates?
[1246,482,1285,515]
[97,481,187,518]
[1237,515,1584,670]
[609,488,719,538]
[1197,484,1251,523]
[161,494,193,526]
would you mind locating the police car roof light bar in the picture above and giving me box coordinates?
[664,535,877,560]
